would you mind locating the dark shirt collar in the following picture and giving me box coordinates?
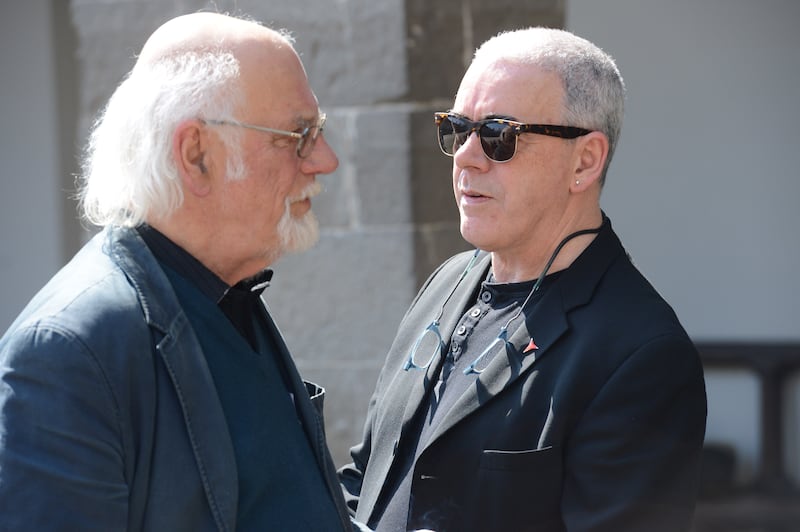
[136,225,273,303]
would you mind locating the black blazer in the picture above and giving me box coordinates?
[340,218,707,532]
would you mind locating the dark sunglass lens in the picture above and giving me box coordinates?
[480,122,516,162]
[438,116,461,155]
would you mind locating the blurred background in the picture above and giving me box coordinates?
[1,1,798,529]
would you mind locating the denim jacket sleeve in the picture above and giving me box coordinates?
[0,321,131,531]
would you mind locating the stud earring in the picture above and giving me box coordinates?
[575,180,581,186]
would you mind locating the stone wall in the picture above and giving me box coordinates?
[70,0,564,466]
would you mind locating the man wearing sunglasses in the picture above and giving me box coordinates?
[340,27,706,532]
[0,12,361,531]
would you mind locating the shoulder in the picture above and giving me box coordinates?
[0,228,167,373]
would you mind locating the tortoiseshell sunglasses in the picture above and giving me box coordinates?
[434,111,591,163]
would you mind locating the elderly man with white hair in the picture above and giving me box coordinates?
[0,12,356,532]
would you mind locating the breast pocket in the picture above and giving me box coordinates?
[476,446,564,528]
[480,445,558,471]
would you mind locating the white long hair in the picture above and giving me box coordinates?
[78,50,245,227]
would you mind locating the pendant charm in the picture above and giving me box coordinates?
[523,338,539,354]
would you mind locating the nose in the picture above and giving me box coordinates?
[302,134,339,174]
[453,129,488,169]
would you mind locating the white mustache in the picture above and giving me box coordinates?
[289,181,322,204]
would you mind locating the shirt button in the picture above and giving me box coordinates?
[456,325,467,335]
[470,308,481,318]
[451,343,461,353]
[481,291,492,303]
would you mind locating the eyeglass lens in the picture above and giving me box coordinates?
[297,119,325,158]
[437,115,518,162]
[403,321,445,371]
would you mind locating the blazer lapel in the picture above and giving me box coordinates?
[357,252,492,523]
[156,317,239,532]
[425,285,569,445]
[397,252,492,437]
[113,228,238,532]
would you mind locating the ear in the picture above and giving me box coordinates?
[173,119,212,197]
[570,131,608,193]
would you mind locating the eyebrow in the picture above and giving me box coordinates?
[484,113,518,122]
[294,112,323,128]
[448,110,519,122]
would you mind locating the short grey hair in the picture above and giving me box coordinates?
[78,50,245,227]
[473,27,626,184]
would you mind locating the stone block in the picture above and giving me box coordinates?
[469,0,564,48]
[311,109,358,229]
[267,229,415,367]
[314,106,413,228]
[236,0,407,105]
[405,0,467,101]
[71,2,178,135]
[354,108,412,226]
[409,108,459,225]
[414,223,470,289]
[267,229,415,465]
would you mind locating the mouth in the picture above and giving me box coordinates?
[463,188,486,198]
[460,187,491,206]
[288,181,322,214]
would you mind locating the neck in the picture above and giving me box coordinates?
[148,215,275,286]
[490,211,603,283]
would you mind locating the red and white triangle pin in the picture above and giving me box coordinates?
[523,337,539,354]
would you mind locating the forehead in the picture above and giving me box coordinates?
[239,42,320,124]
[453,59,565,122]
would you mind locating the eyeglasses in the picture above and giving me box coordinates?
[204,113,326,158]
[402,224,603,376]
[434,112,591,163]
[403,249,481,372]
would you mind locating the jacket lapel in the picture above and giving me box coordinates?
[112,227,239,532]
[357,252,492,522]
[397,252,492,436]
[154,313,240,532]
[425,285,569,445]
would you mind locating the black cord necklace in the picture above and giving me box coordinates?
[462,222,604,374]
[403,219,604,375]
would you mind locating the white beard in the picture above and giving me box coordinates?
[277,181,322,254]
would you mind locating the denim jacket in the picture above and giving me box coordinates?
[0,226,352,531]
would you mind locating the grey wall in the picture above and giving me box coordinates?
[567,0,800,483]
[0,1,64,330]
